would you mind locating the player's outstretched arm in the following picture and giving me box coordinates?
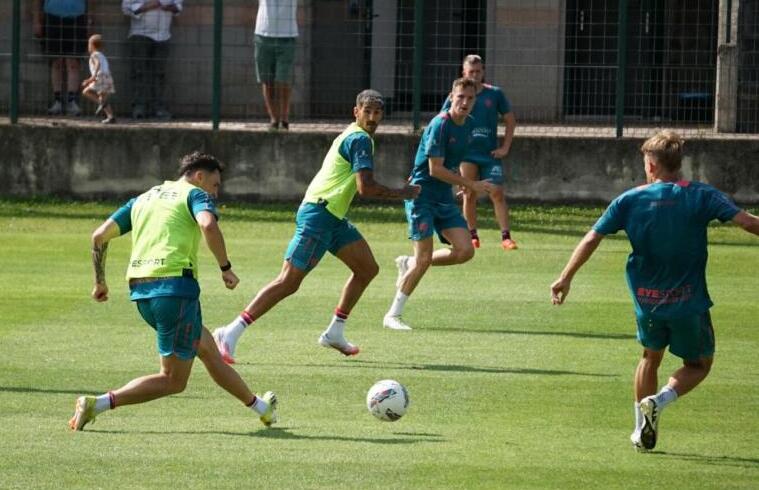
[356,169,420,200]
[91,218,121,302]
[196,210,239,290]
[551,230,604,305]
[732,210,759,237]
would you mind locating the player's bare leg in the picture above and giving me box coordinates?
[261,82,279,128]
[432,227,476,266]
[460,162,481,247]
[491,185,517,250]
[632,348,664,451]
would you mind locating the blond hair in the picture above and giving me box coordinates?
[89,34,103,50]
[640,130,684,173]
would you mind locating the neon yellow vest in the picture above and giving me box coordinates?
[127,180,201,280]
[303,123,374,219]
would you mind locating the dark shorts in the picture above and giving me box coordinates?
[461,155,504,185]
[136,297,203,360]
[284,202,363,272]
[41,14,88,57]
[254,35,296,83]
[636,310,715,361]
[405,199,468,243]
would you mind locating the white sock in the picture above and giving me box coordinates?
[325,317,346,338]
[248,396,269,415]
[386,290,409,317]
[653,385,678,409]
[95,394,112,414]
[634,402,643,432]
[224,316,249,347]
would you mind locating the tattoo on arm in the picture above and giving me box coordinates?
[93,242,109,284]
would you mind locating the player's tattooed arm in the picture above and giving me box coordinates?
[356,170,420,200]
[92,242,109,284]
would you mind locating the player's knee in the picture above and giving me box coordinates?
[364,260,380,281]
[641,349,664,368]
[684,357,712,373]
[164,373,189,395]
[275,274,302,297]
[414,254,432,271]
[489,188,505,202]
[456,244,475,263]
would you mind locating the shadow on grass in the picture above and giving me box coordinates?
[425,326,635,340]
[89,427,444,445]
[654,451,759,469]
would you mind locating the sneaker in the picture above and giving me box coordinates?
[212,328,236,364]
[259,391,278,427]
[47,100,63,115]
[472,237,480,249]
[318,332,359,356]
[101,116,116,124]
[501,238,518,250]
[383,315,412,331]
[630,431,648,452]
[394,255,410,288]
[639,396,659,451]
[66,100,81,116]
[68,396,97,431]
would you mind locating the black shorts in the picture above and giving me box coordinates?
[41,13,88,57]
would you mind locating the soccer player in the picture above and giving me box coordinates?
[441,54,517,251]
[383,78,497,331]
[550,130,759,451]
[213,90,420,362]
[69,152,278,431]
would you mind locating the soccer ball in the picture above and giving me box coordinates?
[366,379,409,422]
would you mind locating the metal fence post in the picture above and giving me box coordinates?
[212,0,223,130]
[10,0,21,124]
[412,0,424,131]
[615,0,628,138]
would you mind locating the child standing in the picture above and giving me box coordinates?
[81,34,116,124]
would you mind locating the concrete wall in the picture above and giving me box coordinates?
[2,124,759,204]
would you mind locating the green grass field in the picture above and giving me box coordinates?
[1,199,758,489]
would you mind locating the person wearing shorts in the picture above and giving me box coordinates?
[212,90,419,362]
[81,34,116,123]
[254,0,298,130]
[34,0,89,116]
[68,152,278,432]
[382,78,496,331]
[551,130,759,451]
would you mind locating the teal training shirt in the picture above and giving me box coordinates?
[593,180,740,319]
[408,112,474,204]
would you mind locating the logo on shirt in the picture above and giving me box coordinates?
[357,149,369,159]
[484,99,493,108]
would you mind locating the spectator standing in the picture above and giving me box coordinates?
[255,0,298,130]
[33,0,89,116]
[122,0,183,120]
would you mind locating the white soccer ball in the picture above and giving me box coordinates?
[366,379,409,422]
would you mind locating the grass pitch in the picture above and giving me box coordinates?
[1,200,758,489]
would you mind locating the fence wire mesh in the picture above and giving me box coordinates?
[2,0,759,135]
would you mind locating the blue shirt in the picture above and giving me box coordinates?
[337,129,374,172]
[593,181,740,319]
[44,0,86,18]
[110,187,219,300]
[441,84,511,160]
[408,112,474,204]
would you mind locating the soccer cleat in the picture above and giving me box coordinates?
[394,255,410,288]
[501,238,518,250]
[471,237,480,249]
[630,431,648,452]
[383,315,412,331]
[259,391,278,427]
[318,332,359,356]
[47,100,63,115]
[68,396,97,431]
[212,328,236,364]
[639,396,659,451]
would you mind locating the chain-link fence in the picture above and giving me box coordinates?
[2,0,759,134]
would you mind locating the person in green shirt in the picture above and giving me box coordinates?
[68,151,277,431]
[213,90,420,362]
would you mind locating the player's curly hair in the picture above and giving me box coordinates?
[177,151,225,176]
[640,130,684,173]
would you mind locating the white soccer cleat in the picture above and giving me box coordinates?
[318,332,359,356]
[212,328,236,364]
[383,315,412,331]
[259,391,278,427]
[630,430,648,453]
[394,255,410,288]
[638,396,659,451]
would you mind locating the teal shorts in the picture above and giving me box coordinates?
[254,35,296,83]
[636,311,715,361]
[284,202,363,272]
[462,155,504,185]
[136,297,202,360]
[405,199,467,243]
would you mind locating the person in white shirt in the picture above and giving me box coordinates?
[254,0,298,130]
[122,0,183,120]
[81,34,116,124]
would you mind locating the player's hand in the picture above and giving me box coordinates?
[92,283,109,302]
[222,270,239,290]
[469,179,496,195]
[403,184,421,199]
[550,277,570,305]
[491,147,509,159]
